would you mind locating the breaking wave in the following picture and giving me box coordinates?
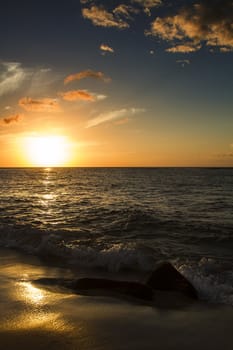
[0,224,233,306]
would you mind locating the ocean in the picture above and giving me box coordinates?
[0,167,233,305]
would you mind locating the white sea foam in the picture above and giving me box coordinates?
[0,225,157,272]
[178,258,233,306]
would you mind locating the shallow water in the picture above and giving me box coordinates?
[0,167,233,305]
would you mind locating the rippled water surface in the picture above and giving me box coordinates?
[0,167,233,304]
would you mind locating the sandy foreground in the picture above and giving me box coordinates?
[0,248,232,350]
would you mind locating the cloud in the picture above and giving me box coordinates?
[0,62,29,97]
[19,97,61,112]
[113,4,139,18]
[0,114,23,125]
[176,59,190,67]
[86,107,145,128]
[148,0,233,52]
[82,5,130,29]
[81,1,161,28]
[132,0,162,15]
[39,68,52,73]
[114,117,130,125]
[220,47,233,53]
[132,0,162,8]
[64,69,111,84]
[59,90,106,102]
[166,44,201,53]
[100,44,114,54]
[59,90,95,101]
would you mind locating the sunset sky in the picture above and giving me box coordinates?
[0,0,232,167]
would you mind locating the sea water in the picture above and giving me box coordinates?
[0,167,232,305]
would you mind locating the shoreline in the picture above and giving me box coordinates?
[0,248,233,349]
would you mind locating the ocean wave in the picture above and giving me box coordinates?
[0,224,233,306]
[178,258,233,306]
[0,224,158,272]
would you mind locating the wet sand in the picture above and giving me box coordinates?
[0,248,233,350]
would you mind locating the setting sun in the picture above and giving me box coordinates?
[24,135,72,167]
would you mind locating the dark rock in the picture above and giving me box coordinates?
[146,262,198,299]
[71,278,154,301]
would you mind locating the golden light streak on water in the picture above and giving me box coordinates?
[0,280,76,333]
[17,281,45,305]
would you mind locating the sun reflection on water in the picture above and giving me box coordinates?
[17,281,45,305]
[43,193,55,200]
[5,280,75,333]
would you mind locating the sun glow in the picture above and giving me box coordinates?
[24,135,72,167]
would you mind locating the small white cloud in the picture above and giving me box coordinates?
[86,107,145,128]
[0,62,29,97]
[176,59,190,67]
[100,44,114,54]
[95,94,107,101]
[40,68,52,73]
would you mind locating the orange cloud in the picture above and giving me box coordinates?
[1,113,22,125]
[82,5,129,29]
[149,0,233,52]
[132,0,161,7]
[19,97,61,112]
[220,47,233,53]
[59,90,107,102]
[64,69,111,85]
[59,90,96,101]
[166,44,201,53]
[113,4,139,18]
[132,0,161,14]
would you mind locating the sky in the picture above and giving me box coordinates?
[0,0,233,167]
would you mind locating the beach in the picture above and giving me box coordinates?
[0,248,233,350]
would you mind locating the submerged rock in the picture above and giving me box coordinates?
[146,262,198,299]
[71,278,154,301]
[33,262,198,306]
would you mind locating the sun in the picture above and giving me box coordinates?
[24,135,72,167]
